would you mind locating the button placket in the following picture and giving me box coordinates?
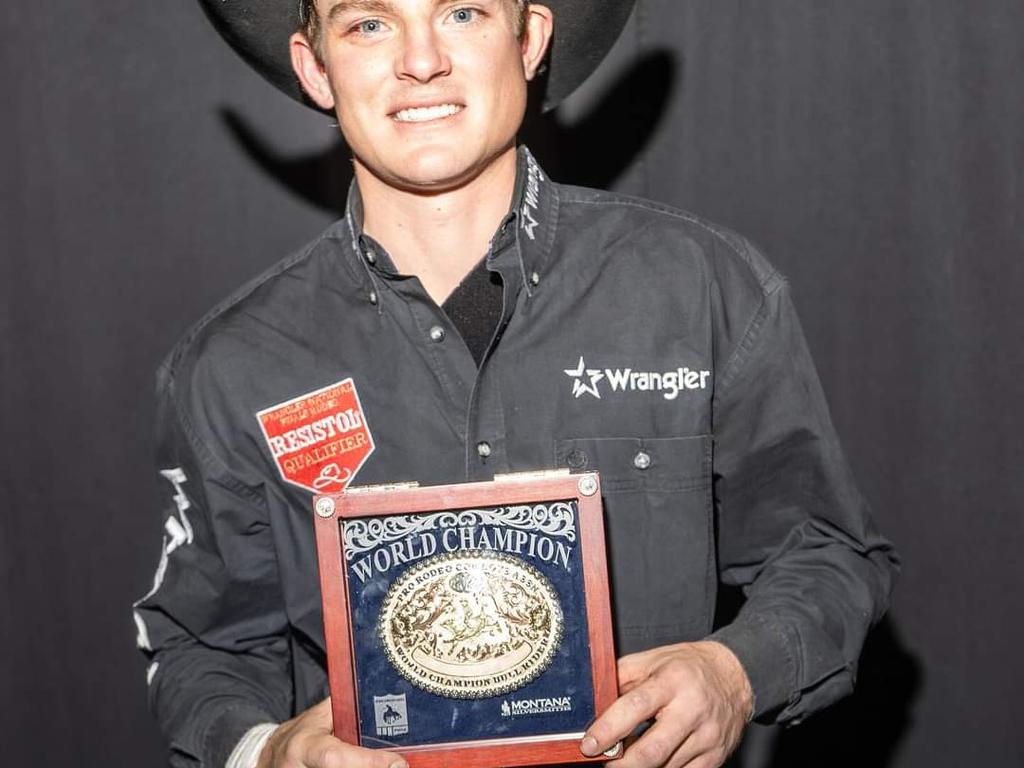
[465,357,510,477]
[396,287,477,442]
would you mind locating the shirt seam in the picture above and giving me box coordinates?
[717,292,770,396]
[165,367,265,505]
[534,178,561,283]
[160,233,340,503]
[560,196,789,396]
[171,234,331,359]
[560,196,784,294]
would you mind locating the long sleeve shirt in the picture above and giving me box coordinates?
[133,146,898,767]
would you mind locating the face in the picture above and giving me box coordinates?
[291,0,552,193]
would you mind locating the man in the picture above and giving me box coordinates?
[134,2,897,767]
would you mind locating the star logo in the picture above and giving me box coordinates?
[564,356,605,399]
[520,204,540,240]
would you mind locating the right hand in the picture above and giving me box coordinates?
[257,697,408,768]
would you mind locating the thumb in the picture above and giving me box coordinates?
[306,696,335,731]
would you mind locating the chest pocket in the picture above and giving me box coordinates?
[555,436,715,654]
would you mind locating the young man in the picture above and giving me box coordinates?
[134,2,897,767]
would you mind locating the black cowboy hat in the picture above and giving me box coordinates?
[198,0,636,112]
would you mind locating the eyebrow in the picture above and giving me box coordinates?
[324,0,395,24]
[324,0,475,23]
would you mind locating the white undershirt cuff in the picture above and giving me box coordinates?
[225,722,279,768]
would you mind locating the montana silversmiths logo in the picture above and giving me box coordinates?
[564,357,711,401]
[373,693,409,737]
[501,695,573,717]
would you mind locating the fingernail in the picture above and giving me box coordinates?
[580,736,598,756]
[389,762,407,768]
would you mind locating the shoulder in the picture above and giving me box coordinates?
[162,221,349,383]
[551,184,792,383]
[155,221,359,457]
[554,183,785,300]
[153,219,363,484]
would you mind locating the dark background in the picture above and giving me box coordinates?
[2,1,1021,765]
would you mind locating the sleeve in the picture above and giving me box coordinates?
[133,363,292,767]
[706,279,899,725]
[226,724,280,768]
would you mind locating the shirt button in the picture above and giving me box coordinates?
[476,441,492,459]
[633,451,652,470]
[566,449,587,469]
[363,249,376,265]
[429,325,446,342]
[530,271,541,287]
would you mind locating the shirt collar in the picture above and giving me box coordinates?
[504,145,559,296]
[343,145,559,295]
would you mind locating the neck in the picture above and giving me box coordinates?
[355,148,518,305]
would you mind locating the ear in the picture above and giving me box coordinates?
[521,4,554,81]
[289,32,336,110]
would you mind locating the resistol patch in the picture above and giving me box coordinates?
[256,378,374,494]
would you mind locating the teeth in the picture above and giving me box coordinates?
[393,104,462,123]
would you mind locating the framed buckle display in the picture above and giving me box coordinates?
[312,469,620,768]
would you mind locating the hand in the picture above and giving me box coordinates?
[257,697,407,768]
[580,641,753,768]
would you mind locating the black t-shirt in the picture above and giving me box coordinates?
[441,257,503,367]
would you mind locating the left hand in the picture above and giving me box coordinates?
[579,641,754,768]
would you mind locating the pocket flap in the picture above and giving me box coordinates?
[555,435,710,493]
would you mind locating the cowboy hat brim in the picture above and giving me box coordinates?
[198,0,636,113]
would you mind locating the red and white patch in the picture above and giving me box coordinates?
[256,378,374,494]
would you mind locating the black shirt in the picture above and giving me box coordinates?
[135,147,897,766]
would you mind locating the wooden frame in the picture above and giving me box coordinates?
[312,471,619,768]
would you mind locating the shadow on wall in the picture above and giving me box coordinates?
[724,616,921,768]
[521,49,676,189]
[765,617,921,768]
[220,107,354,214]
[218,49,676,214]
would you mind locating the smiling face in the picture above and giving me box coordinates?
[291,0,552,193]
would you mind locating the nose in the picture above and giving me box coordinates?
[396,23,451,83]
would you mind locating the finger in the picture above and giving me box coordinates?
[663,728,705,768]
[613,716,695,768]
[304,733,407,768]
[677,751,729,768]
[669,732,728,768]
[617,650,655,688]
[618,677,641,695]
[668,714,741,768]
[581,682,666,757]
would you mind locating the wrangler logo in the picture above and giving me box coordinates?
[564,357,711,401]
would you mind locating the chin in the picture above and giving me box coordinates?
[380,148,492,193]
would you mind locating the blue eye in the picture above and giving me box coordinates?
[357,19,383,34]
[451,8,478,23]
